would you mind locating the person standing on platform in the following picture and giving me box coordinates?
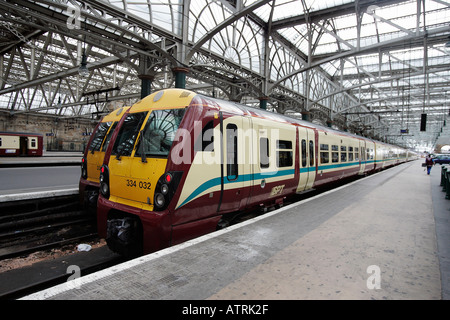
[425,154,434,175]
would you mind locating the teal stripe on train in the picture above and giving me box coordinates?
[177,168,295,209]
[177,158,398,209]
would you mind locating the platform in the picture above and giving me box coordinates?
[0,151,82,167]
[22,160,449,300]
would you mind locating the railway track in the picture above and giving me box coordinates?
[0,194,97,260]
[0,193,127,299]
[0,246,124,299]
[0,173,369,300]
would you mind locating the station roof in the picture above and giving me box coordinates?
[0,0,449,150]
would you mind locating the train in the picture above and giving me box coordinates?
[79,107,130,210]
[86,88,417,257]
[0,132,43,156]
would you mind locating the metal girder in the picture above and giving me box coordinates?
[0,0,449,150]
[271,0,409,30]
[0,54,127,95]
[1,0,178,65]
[270,25,450,90]
[185,0,273,63]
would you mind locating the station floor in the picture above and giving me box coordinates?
[0,151,81,167]
[23,160,449,300]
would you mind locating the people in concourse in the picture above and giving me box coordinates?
[425,153,434,175]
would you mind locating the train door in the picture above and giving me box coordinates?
[19,136,27,155]
[297,127,316,192]
[218,115,248,212]
[359,140,366,174]
[108,111,148,200]
[366,141,375,172]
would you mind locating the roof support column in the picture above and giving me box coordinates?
[138,54,157,98]
[301,111,311,121]
[173,67,189,89]
[139,74,154,99]
[259,96,269,110]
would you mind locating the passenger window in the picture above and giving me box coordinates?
[367,148,374,160]
[260,137,269,168]
[277,139,293,168]
[349,146,354,161]
[355,147,359,161]
[320,144,329,164]
[301,139,307,167]
[341,146,347,162]
[332,145,339,163]
[226,124,238,180]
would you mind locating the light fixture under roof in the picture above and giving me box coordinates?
[78,50,89,77]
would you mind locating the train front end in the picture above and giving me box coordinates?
[97,89,196,257]
[79,107,129,209]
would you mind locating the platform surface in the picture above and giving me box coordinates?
[23,160,449,300]
[0,151,81,167]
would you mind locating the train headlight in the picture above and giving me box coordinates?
[153,171,183,211]
[81,157,88,179]
[155,193,165,207]
[101,183,109,196]
[100,165,110,199]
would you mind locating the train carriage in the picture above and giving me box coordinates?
[95,88,413,257]
[0,132,43,156]
[79,107,129,209]
[314,129,365,188]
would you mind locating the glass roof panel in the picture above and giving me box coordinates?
[0,0,449,149]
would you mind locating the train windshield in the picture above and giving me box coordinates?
[101,122,118,152]
[135,108,186,159]
[112,112,148,158]
[89,122,112,152]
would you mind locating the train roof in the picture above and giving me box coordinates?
[197,93,413,151]
[133,89,409,151]
[100,106,130,122]
[197,93,376,143]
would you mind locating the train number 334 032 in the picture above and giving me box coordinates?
[126,179,152,189]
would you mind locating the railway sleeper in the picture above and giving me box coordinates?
[0,195,80,216]
[0,210,93,232]
[0,201,82,224]
[0,216,95,241]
